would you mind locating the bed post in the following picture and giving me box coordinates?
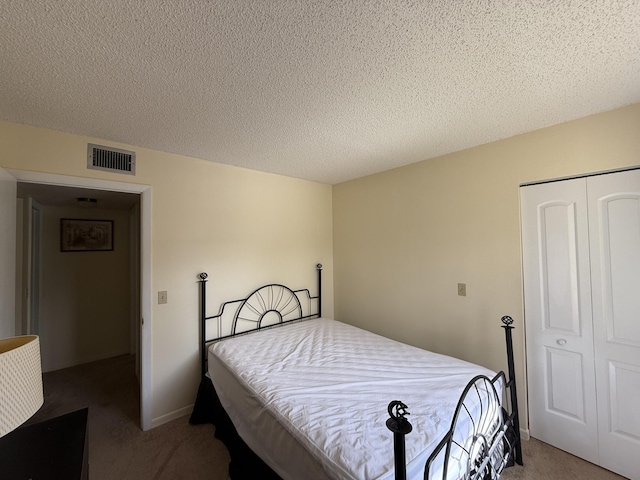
[501,315,523,466]
[316,263,323,317]
[199,272,209,378]
[386,400,412,480]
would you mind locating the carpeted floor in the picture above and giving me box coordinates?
[27,355,230,480]
[501,438,625,480]
[26,355,625,480]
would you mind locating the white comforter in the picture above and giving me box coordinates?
[208,318,496,480]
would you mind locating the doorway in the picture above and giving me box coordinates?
[17,183,139,371]
[7,169,152,431]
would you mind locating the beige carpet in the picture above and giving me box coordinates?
[27,355,625,480]
[501,438,625,480]
[27,355,230,480]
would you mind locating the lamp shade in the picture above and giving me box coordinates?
[0,335,43,437]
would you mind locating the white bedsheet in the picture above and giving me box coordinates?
[208,318,496,480]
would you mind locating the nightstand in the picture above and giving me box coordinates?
[0,408,89,480]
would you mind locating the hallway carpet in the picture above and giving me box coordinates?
[26,355,625,479]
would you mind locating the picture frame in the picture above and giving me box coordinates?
[60,219,114,252]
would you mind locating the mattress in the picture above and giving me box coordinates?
[208,318,497,480]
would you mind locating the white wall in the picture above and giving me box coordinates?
[38,205,132,372]
[0,120,334,427]
[332,103,640,431]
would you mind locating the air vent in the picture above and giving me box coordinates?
[87,144,136,175]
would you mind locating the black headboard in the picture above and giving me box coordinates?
[198,264,323,376]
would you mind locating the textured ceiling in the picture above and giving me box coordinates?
[1,1,639,185]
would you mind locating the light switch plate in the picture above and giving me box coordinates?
[158,291,168,304]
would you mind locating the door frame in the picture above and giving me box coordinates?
[0,167,17,339]
[7,169,153,431]
[23,197,43,335]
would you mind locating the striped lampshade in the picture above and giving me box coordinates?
[0,335,44,437]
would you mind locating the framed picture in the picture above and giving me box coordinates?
[61,219,114,252]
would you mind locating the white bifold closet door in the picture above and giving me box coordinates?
[521,169,640,480]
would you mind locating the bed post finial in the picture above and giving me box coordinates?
[199,272,208,281]
[387,400,412,480]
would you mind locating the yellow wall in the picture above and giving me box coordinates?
[1,120,334,426]
[332,103,640,430]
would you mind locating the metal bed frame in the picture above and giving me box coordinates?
[386,316,523,479]
[193,265,522,479]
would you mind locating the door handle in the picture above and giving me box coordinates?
[557,339,567,346]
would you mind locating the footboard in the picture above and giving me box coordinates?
[386,316,523,480]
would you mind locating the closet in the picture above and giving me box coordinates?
[521,168,640,480]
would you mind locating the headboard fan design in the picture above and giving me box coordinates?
[234,284,302,333]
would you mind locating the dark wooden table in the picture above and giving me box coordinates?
[0,408,89,480]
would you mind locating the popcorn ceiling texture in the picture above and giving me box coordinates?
[1,0,639,184]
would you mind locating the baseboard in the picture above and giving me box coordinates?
[520,428,530,441]
[150,404,194,429]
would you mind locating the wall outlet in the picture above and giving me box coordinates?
[457,283,467,296]
[158,291,168,304]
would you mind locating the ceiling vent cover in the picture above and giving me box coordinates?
[87,144,136,175]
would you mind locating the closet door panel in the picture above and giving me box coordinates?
[607,361,640,441]
[604,198,640,345]
[544,347,586,421]
[521,178,599,464]
[540,203,582,334]
[588,169,640,480]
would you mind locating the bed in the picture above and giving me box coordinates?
[190,265,522,480]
